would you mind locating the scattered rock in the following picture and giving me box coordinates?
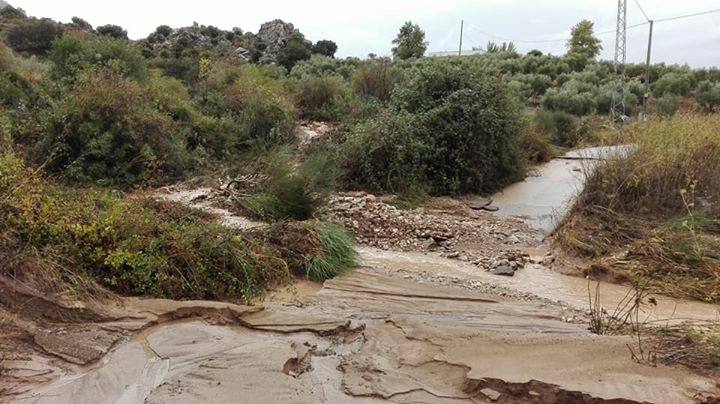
[482,205,500,212]
[467,197,493,210]
[480,387,502,401]
[489,265,515,277]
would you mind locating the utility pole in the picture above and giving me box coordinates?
[611,0,628,122]
[459,20,464,56]
[643,20,654,116]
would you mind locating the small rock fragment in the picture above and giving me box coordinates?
[480,387,502,401]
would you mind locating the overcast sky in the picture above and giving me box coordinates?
[9,0,720,67]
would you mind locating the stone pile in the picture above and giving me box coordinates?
[322,192,540,273]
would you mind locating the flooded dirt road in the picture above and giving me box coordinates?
[7,146,719,404]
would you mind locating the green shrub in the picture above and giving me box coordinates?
[342,61,524,195]
[312,40,337,58]
[296,74,349,121]
[5,19,64,55]
[204,64,295,145]
[535,110,580,147]
[542,83,596,116]
[652,72,694,97]
[652,94,680,117]
[96,24,128,40]
[351,60,399,101]
[261,221,356,281]
[37,70,192,187]
[49,36,147,81]
[696,80,720,112]
[276,33,312,71]
[290,54,358,80]
[240,149,339,220]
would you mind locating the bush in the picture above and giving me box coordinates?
[5,19,64,55]
[296,74,349,121]
[535,110,581,147]
[542,85,596,116]
[96,24,128,40]
[70,17,93,31]
[49,36,147,81]
[276,33,312,71]
[341,61,524,195]
[652,72,694,97]
[204,64,295,145]
[37,70,192,187]
[652,94,680,117]
[696,80,720,112]
[351,60,399,101]
[312,40,337,58]
[240,149,339,221]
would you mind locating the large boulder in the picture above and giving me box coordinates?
[256,19,298,56]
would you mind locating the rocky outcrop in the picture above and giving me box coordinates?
[256,19,298,56]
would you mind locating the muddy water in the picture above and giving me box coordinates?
[359,247,719,323]
[491,145,629,232]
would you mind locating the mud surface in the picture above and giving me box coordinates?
[9,266,719,404]
[4,146,719,403]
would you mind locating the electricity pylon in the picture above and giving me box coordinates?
[611,0,628,121]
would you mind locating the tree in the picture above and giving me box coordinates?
[276,33,312,70]
[391,21,427,60]
[154,25,173,38]
[312,40,338,58]
[6,19,64,55]
[97,24,128,40]
[70,16,93,31]
[566,20,602,61]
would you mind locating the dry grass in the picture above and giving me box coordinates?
[558,115,720,303]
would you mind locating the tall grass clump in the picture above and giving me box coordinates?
[305,222,356,281]
[239,149,339,221]
[558,115,720,302]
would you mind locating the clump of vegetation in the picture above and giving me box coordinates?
[0,153,353,301]
[204,64,296,145]
[5,19,64,55]
[239,149,339,221]
[37,70,194,187]
[391,21,427,60]
[339,60,524,195]
[695,80,720,112]
[651,94,680,117]
[557,116,720,303]
[295,74,349,121]
[264,221,356,281]
[351,59,399,101]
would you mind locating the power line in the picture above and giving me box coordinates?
[654,8,720,23]
[464,21,648,45]
[633,0,651,22]
[459,6,719,47]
